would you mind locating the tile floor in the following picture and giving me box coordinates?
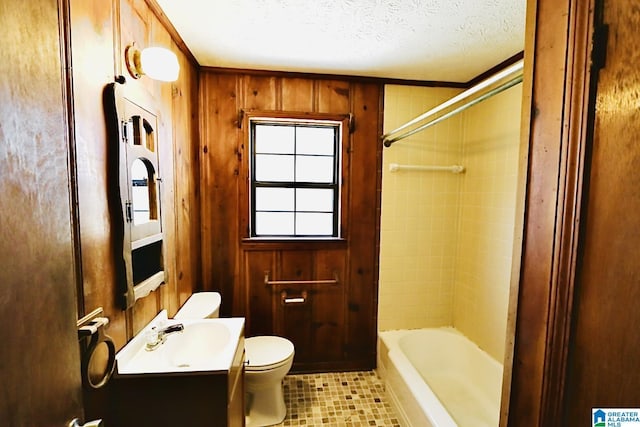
[273,371,401,427]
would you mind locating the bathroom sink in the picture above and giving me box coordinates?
[115,310,244,375]
[163,321,231,367]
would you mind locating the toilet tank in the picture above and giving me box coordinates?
[174,292,221,319]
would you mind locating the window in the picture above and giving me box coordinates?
[250,119,341,238]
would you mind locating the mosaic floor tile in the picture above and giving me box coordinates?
[272,371,401,427]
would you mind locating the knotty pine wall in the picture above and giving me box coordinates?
[199,71,384,370]
[68,0,199,384]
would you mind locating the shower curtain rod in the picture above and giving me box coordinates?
[382,59,524,148]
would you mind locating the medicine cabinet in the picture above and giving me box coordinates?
[105,82,165,309]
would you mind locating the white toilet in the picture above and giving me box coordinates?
[174,292,295,427]
[174,291,221,319]
[244,336,294,427]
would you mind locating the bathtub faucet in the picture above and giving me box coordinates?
[145,323,184,351]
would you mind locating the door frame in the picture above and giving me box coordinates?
[505,0,597,425]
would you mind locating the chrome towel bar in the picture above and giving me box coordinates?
[264,271,339,286]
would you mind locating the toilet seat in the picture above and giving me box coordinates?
[245,336,294,372]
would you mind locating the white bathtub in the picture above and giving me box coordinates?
[377,328,503,427]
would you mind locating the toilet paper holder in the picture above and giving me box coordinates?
[280,290,308,305]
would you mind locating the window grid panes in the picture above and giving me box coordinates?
[251,121,340,238]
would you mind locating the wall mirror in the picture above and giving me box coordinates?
[131,157,157,226]
[104,82,165,309]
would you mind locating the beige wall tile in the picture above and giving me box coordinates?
[378,83,523,363]
[379,85,462,331]
[453,84,522,360]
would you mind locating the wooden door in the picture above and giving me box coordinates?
[562,0,640,424]
[0,0,85,425]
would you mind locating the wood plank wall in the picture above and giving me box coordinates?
[200,72,383,371]
[67,0,200,417]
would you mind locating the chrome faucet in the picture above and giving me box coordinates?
[145,323,184,351]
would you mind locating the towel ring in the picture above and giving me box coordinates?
[81,329,116,390]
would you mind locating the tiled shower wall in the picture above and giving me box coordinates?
[379,85,464,330]
[454,84,522,361]
[379,84,523,361]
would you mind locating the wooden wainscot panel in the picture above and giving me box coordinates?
[276,251,317,364]
[310,250,348,364]
[245,251,277,336]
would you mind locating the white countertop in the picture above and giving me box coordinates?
[115,310,244,376]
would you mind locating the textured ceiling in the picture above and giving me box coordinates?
[155,0,526,82]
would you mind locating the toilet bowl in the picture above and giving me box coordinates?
[174,292,221,319]
[173,291,295,427]
[244,336,294,427]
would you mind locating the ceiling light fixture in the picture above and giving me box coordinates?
[125,43,180,82]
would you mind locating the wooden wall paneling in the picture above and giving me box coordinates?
[199,73,242,313]
[279,251,315,281]
[116,1,170,333]
[278,251,315,363]
[69,0,129,347]
[281,78,315,112]
[311,250,348,364]
[280,294,313,366]
[142,0,199,66]
[317,79,353,241]
[70,0,200,348]
[243,75,279,111]
[317,79,351,113]
[131,290,162,333]
[245,251,277,336]
[172,40,201,311]
[59,0,202,419]
[345,82,382,366]
[202,70,382,371]
[148,10,178,318]
[119,0,153,96]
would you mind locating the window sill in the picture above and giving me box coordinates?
[241,237,348,251]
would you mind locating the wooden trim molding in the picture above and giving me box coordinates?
[507,0,596,426]
[58,0,85,317]
[201,66,468,89]
[465,51,525,87]
[540,1,596,422]
[144,0,199,66]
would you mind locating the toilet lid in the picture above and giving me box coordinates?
[245,336,294,370]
